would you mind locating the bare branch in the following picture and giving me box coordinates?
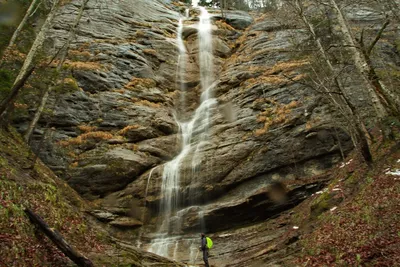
[367,19,390,56]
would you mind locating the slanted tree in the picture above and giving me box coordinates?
[6,0,42,50]
[0,0,62,123]
[358,19,400,115]
[24,0,91,142]
[327,0,388,120]
[287,0,374,163]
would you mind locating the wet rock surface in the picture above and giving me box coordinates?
[16,1,400,266]
[20,0,182,198]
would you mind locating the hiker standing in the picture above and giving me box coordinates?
[201,233,209,267]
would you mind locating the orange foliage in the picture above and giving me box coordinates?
[254,100,299,136]
[61,60,103,71]
[135,99,161,108]
[70,162,79,168]
[242,60,309,90]
[77,42,91,52]
[118,125,140,136]
[265,60,310,75]
[125,77,156,89]
[143,49,157,56]
[1,45,26,62]
[77,125,97,133]
[59,131,113,146]
[216,20,235,31]
[68,50,92,58]
[113,89,126,94]
[14,102,28,109]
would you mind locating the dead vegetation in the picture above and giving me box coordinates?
[241,60,309,90]
[124,77,156,89]
[68,50,92,60]
[118,125,140,136]
[254,99,299,136]
[143,49,158,57]
[58,131,113,147]
[134,99,161,108]
[77,124,97,133]
[215,20,236,31]
[62,60,103,71]
[284,129,400,267]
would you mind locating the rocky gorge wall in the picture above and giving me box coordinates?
[14,0,400,265]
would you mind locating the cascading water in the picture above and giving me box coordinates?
[148,7,216,262]
[177,17,187,106]
[136,166,157,248]
[198,6,214,101]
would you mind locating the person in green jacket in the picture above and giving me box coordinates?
[200,233,209,267]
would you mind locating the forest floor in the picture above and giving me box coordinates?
[290,130,400,266]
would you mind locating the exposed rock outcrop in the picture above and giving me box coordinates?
[0,127,183,267]
[20,0,183,199]
[13,0,400,266]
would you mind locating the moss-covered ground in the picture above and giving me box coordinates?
[0,126,180,266]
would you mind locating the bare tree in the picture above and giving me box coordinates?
[358,19,400,115]
[290,0,374,163]
[24,0,91,142]
[7,0,42,49]
[327,0,387,119]
[0,0,62,123]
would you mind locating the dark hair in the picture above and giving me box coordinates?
[201,233,205,237]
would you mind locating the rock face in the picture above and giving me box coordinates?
[18,0,400,266]
[22,0,183,199]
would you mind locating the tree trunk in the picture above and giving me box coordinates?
[329,0,387,119]
[24,208,94,267]
[24,86,51,142]
[294,0,373,164]
[8,0,41,49]
[0,0,61,120]
[359,20,400,115]
[24,0,90,142]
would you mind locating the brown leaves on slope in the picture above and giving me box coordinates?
[299,148,400,267]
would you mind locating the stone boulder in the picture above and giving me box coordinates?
[67,147,160,198]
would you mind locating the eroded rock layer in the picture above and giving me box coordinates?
[15,0,400,265]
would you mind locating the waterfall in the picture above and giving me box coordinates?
[136,167,157,248]
[148,7,216,261]
[198,6,214,101]
[177,17,187,106]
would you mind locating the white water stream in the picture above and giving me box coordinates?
[147,7,216,262]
